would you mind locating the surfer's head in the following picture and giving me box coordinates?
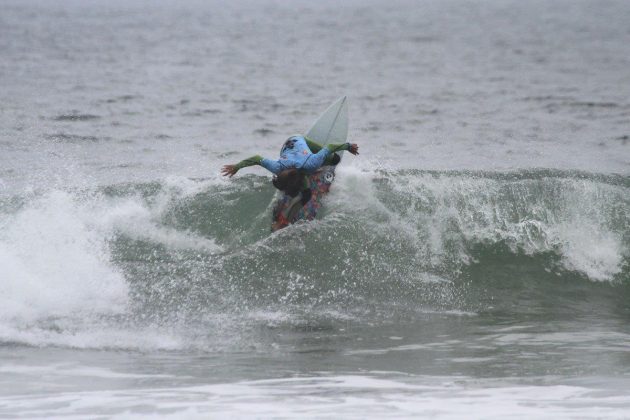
[272,168,303,197]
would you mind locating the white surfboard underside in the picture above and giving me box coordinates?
[305,96,348,145]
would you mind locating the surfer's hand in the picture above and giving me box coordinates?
[221,165,238,177]
[349,143,359,155]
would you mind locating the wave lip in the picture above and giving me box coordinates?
[363,169,629,283]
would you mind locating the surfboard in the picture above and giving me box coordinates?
[305,96,348,145]
[271,97,348,231]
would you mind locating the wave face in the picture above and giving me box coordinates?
[0,170,628,350]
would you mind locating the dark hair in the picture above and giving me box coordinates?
[273,169,303,197]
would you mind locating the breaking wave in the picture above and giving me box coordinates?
[0,169,628,350]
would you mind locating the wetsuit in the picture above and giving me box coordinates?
[232,136,350,174]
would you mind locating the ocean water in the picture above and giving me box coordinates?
[1,0,629,418]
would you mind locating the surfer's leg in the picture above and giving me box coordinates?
[300,188,312,205]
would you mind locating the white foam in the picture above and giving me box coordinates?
[0,190,128,324]
[555,209,625,282]
[0,364,176,379]
[0,184,222,349]
[103,197,220,252]
[2,375,629,419]
[373,172,628,282]
[0,322,186,351]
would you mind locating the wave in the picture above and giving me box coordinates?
[0,169,628,350]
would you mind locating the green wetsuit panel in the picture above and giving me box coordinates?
[305,137,348,165]
[233,155,264,170]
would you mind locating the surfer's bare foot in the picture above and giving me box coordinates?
[349,143,359,155]
[221,165,238,177]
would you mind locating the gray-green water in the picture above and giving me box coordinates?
[1,0,629,418]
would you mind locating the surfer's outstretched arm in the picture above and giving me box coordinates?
[221,155,284,177]
[305,137,324,153]
[305,137,339,166]
[301,142,359,173]
[305,138,359,155]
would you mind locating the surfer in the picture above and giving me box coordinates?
[221,97,356,231]
[221,136,359,179]
[222,136,358,231]
[221,136,358,199]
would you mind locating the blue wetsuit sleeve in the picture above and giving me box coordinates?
[301,148,331,173]
[233,155,284,175]
[260,158,284,174]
